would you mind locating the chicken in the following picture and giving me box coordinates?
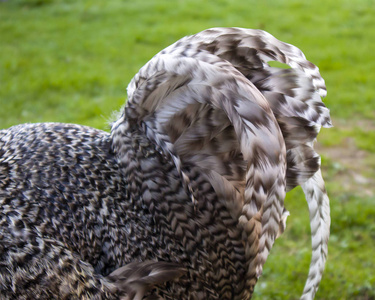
[0,27,331,299]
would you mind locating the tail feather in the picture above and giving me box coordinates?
[119,27,331,299]
[125,50,286,298]
[132,27,331,192]
[301,170,330,300]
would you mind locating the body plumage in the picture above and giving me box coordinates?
[0,28,331,299]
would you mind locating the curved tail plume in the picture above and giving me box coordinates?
[0,27,330,300]
[301,169,330,299]
[119,27,331,299]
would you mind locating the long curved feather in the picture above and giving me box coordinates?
[300,169,330,300]
[119,27,331,298]
[122,48,287,298]
[144,27,331,299]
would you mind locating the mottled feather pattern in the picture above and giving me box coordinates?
[125,51,287,297]
[127,27,330,299]
[0,27,330,299]
[106,261,186,300]
[0,124,187,299]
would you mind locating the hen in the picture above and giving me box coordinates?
[0,27,331,299]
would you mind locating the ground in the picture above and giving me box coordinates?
[0,0,374,299]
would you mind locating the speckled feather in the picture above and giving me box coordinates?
[0,27,330,299]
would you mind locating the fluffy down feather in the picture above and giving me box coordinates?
[0,27,330,299]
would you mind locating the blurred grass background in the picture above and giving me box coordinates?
[1,0,374,299]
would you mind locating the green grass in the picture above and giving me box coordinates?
[1,0,375,299]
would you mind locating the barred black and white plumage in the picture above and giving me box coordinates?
[0,27,331,299]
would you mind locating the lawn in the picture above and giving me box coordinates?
[1,0,374,299]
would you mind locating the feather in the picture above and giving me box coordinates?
[0,27,330,300]
[124,27,331,298]
[300,169,330,300]
[105,261,185,300]
[121,40,287,297]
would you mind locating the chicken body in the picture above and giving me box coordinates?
[0,122,247,299]
[0,27,331,300]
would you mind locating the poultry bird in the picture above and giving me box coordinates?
[0,27,331,299]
